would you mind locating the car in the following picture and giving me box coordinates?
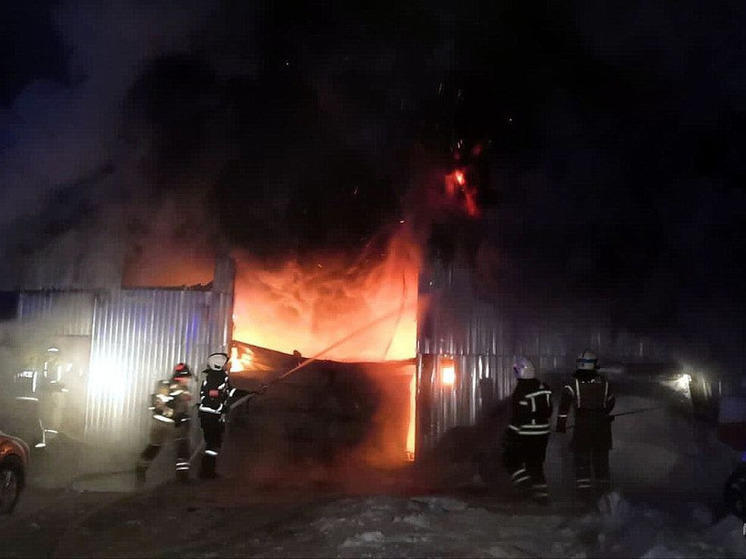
[0,431,29,514]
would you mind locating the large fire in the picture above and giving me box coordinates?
[230,229,420,462]
[119,164,487,464]
[231,229,420,362]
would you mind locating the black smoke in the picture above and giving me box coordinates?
[1,1,745,373]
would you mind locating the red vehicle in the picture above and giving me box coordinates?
[0,431,29,514]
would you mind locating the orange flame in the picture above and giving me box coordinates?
[122,227,422,462]
[231,229,421,362]
[445,169,480,218]
[406,372,416,460]
[230,345,254,372]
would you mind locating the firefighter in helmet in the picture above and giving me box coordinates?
[556,350,616,499]
[502,357,553,504]
[198,352,266,479]
[136,363,194,485]
[39,346,68,433]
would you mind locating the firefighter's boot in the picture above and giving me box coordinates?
[199,452,217,479]
[531,483,550,506]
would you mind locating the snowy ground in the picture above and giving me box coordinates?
[2,480,745,558]
[1,368,746,557]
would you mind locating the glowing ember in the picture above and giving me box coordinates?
[444,169,479,218]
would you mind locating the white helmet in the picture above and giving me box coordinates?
[576,350,599,371]
[513,357,536,379]
[207,352,229,371]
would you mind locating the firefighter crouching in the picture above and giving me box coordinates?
[136,363,194,485]
[556,350,616,499]
[502,357,553,504]
[198,352,266,479]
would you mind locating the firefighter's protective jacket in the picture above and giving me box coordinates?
[198,369,246,417]
[150,379,191,425]
[557,370,615,450]
[507,378,553,436]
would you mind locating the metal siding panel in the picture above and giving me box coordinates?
[417,262,572,454]
[85,288,233,448]
[17,291,95,336]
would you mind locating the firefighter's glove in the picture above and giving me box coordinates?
[556,418,567,433]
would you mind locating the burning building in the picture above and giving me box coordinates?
[0,254,418,466]
[0,226,665,467]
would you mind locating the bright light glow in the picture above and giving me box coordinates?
[406,372,416,461]
[674,373,692,391]
[455,170,466,186]
[441,358,456,386]
[88,356,127,403]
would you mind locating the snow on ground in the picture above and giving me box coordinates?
[2,466,746,558]
[214,491,745,558]
[2,367,746,557]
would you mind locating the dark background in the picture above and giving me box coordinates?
[1,1,745,373]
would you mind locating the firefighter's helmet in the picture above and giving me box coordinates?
[172,362,192,380]
[513,357,536,379]
[206,352,229,372]
[576,350,599,371]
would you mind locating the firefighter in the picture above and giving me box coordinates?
[556,350,616,499]
[198,352,266,479]
[136,363,194,485]
[38,346,67,433]
[502,357,553,504]
[9,364,44,447]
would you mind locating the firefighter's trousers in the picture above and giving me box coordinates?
[574,448,610,495]
[503,433,549,501]
[199,412,225,479]
[137,417,190,478]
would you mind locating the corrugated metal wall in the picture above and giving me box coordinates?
[85,288,233,447]
[17,290,96,336]
[15,280,234,449]
[416,260,518,452]
[415,257,670,455]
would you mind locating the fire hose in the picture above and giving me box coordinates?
[564,406,663,430]
[189,302,417,464]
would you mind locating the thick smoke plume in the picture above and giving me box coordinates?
[1,1,745,376]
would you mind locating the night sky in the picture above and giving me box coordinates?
[1,1,745,373]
